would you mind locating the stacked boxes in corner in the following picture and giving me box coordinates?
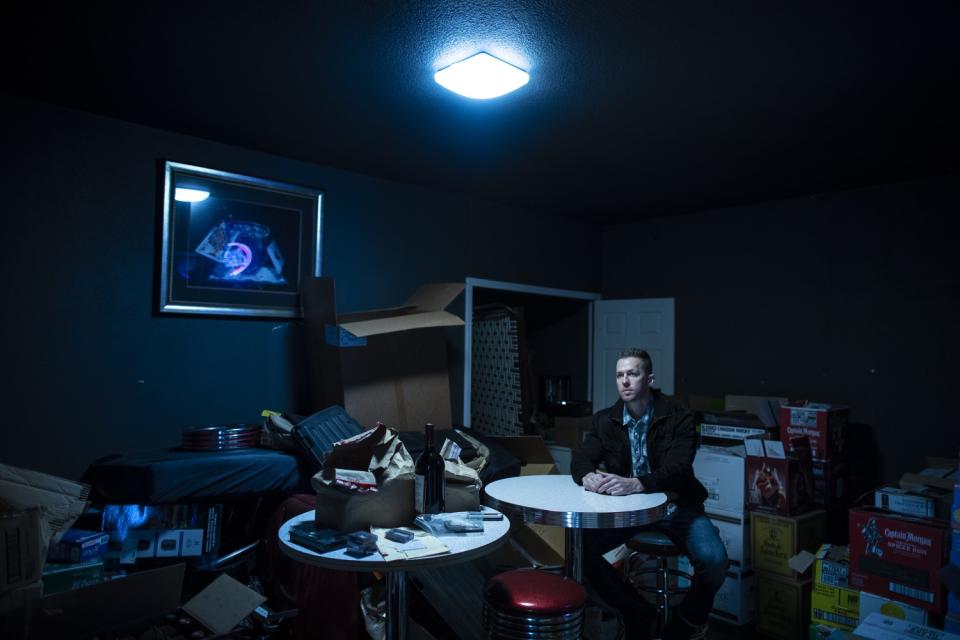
[752,507,827,640]
[688,443,755,625]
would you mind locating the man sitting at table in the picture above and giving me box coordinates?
[571,348,727,640]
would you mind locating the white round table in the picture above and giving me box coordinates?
[484,474,669,582]
[278,508,510,640]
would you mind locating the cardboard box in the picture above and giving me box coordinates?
[487,436,563,563]
[745,437,815,515]
[757,572,813,640]
[0,509,46,594]
[752,510,827,578]
[488,436,558,477]
[102,504,221,562]
[812,581,859,630]
[550,416,591,450]
[811,622,838,640]
[725,395,789,427]
[848,507,950,613]
[694,445,747,515]
[812,549,859,631]
[853,612,957,640]
[875,485,952,519]
[0,464,90,545]
[47,529,109,563]
[680,558,756,625]
[709,510,751,571]
[815,544,851,589]
[30,563,184,638]
[304,278,465,431]
[858,591,928,625]
[41,559,104,595]
[546,445,572,476]
[779,401,849,461]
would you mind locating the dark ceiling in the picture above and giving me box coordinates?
[5,1,959,222]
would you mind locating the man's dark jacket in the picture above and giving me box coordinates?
[570,390,708,507]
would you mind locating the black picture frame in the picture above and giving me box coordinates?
[158,161,323,318]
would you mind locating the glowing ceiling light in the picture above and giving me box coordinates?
[434,52,529,99]
[175,188,210,202]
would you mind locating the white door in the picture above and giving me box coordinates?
[592,298,675,411]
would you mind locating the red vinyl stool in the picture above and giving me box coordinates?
[483,568,587,639]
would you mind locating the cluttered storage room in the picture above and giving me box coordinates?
[2,3,958,640]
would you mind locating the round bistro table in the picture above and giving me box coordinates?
[484,474,669,582]
[278,508,510,640]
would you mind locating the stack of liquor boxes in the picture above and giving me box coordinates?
[748,432,827,640]
[686,441,755,625]
[780,401,851,541]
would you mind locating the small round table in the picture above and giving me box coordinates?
[278,509,511,640]
[484,474,668,582]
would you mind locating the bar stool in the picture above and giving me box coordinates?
[625,530,692,639]
[483,568,587,639]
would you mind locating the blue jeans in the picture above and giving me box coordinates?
[582,504,728,634]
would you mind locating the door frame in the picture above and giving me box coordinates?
[463,277,601,427]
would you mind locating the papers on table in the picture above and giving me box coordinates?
[371,527,449,562]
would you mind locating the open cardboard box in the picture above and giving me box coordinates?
[487,436,566,564]
[30,563,185,639]
[303,278,464,431]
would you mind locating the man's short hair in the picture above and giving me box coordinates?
[617,348,653,374]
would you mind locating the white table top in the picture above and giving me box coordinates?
[484,474,669,528]
[278,508,511,572]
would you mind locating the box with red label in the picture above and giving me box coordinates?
[779,402,849,461]
[847,507,950,613]
[745,437,815,515]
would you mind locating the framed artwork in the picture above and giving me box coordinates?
[158,161,323,318]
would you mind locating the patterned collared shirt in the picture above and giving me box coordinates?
[623,402,654,477]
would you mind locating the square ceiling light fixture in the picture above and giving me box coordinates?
[434,52,529,99]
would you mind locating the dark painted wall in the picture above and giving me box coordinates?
[0,94,601,479]
[601,176,960,483]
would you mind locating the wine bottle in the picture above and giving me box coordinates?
[415,422,445,514]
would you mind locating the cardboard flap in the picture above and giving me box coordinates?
[0,463,90,542]
[183,574,267,635]
[340,309,464,338]
[404,283,465,311]
[335,283,465,338]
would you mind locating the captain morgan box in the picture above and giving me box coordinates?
[848,507,950,613]
[779,401,848,461]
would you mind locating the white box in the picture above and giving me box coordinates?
[679,558,756,625]
[547,445,572,475]
[854,612,958,640]
[694,445,746,515]
[858,591,928,626]
[708,510,751,571]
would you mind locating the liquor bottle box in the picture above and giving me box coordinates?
[751,510,827,579]
[857,591,928,626]
[848,507,950,613]
[694,445,747,515]
[745,437,815,516]
[757,572,813,640]
[779,401,849,461]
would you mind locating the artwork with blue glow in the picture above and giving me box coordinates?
[174,187,300,294]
